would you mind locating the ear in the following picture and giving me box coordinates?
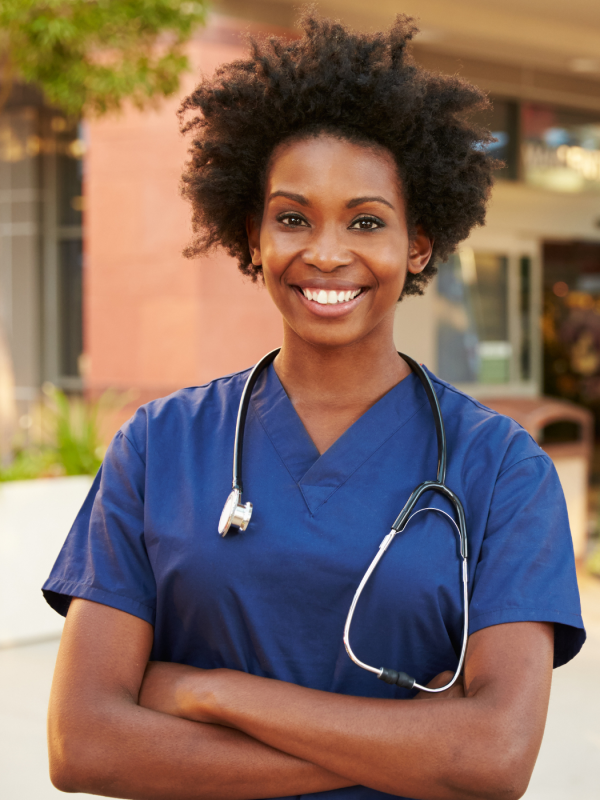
[245,214,262,267]
[407,225,433,274]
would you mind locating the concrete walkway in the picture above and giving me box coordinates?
[1,576,599,799]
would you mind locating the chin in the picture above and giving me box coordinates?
[293,323,370,350]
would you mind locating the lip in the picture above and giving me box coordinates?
[292,285,369,318]
[294,279,365,292]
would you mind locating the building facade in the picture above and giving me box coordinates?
[0,86,84,407]
[2,2,600,439]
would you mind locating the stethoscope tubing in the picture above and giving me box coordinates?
[232,348,280,493]
[343,507,469,693]
[224,349,470,694]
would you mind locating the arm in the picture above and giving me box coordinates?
[142,622,554,800]
[48,598,352,799]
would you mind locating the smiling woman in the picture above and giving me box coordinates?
[42,11,584,800]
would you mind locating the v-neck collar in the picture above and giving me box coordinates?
[251,363,430,515]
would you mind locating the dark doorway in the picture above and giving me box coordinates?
[543,241,600,443]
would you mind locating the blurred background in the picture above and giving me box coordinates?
[1,1,599,798]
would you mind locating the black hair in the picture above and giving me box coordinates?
[179,11,498,296]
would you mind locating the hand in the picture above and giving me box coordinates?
[413,670,465,701]
[138,661,203,719]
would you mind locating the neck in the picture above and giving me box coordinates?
[273,315,410,413]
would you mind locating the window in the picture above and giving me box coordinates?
[436,248,537,390]
[0,105,42,413]
[59,239,83,377]
[521,103,600,193]
[0,99,85,412]
[40,112,85,388]
[542,241,600,414]
[520,257,532,381]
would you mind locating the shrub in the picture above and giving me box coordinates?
[0,385,128,481]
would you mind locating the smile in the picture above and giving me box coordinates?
[301,288,362,305]
[293,284,368,318]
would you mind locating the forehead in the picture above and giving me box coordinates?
[265,134,403,201]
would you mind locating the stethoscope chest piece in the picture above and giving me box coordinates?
[218,489,253,537]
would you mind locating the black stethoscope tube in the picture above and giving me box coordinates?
[232,348,280,494]
[400,352,447,485]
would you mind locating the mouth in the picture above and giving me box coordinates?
[301,287,363,305]
[292,284,368,318]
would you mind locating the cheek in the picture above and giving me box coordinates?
[260,228,294,280]
[373,254,407,298]
[365,234,408,287]
[260,255,291,315]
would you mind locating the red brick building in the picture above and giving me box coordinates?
[85,18,285,426]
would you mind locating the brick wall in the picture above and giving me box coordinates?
[85,17,286,435]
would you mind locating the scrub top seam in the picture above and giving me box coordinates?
[473,454,556,581]
[177,368,252,393]
[298,395,432,512]
[225,378,248,429]
[119,429,147,467]
[428,374,500,416]
[429,374,542,452]
[250,401,302,489]
[43,578,156,616]
[469,605,583,621]
[495,452,550,479]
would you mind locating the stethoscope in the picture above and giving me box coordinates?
[218,348,469,694]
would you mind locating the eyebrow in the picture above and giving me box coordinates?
[347,196,395,210]
[267,191,395,211]
[268,191,310,206]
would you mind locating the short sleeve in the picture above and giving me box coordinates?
[42,428,156,625]
[469,454,585,668]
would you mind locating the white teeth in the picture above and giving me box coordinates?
[303,288,361,304]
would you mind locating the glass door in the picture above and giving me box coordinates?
[435,241,540,396]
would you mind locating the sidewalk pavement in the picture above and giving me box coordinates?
[1,575,599,799]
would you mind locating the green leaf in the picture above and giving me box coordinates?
[0,386,132,481]
[1,0,209,117]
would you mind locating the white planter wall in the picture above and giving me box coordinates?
[0,476,93,647]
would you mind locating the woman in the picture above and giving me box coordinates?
[44,14,584,800]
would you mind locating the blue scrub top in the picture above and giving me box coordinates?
[43,363,585,800]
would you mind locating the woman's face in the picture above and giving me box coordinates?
[247,134,432,350]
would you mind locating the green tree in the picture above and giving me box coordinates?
[0,0,208,116]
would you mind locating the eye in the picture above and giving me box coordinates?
[349,215,385,231]
[277,212,309,228]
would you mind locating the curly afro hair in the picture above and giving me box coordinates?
[179,11,498,296]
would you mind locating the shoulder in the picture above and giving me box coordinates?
[426,369,548,475]
[118,368,252,459]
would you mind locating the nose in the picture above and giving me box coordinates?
[301,225,351,272]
